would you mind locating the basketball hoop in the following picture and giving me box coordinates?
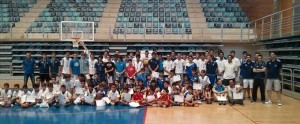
[71,38,81,48]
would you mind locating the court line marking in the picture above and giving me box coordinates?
[230,106,257,124]
[142,106,148,124]
[0,107,146,116]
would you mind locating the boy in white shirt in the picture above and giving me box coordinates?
[174,53,185,80]
[230,50,241,82]
[81,84,96,105]
[42,83,56,106]
[88,53,98,81]
[193,53,207,73]
[163,54,174,78]
[134,54,144,74]
[17,85,32,107]
[0,83,12,107]
[11,84,21,102]
[61,74,74,94]
[31,84,43,104]
[107,84,120,105]
[55,85,72,106]
[227,80,244,106]
[216,52,226,79]
[74,81,86,104]
[61,51,72,77]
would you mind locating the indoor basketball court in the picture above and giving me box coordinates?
[0,0,300,124]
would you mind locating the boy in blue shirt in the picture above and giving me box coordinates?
[186,56,197,85]
[70,52,80,81]
[114,56,126,85]
[136,68,147,88]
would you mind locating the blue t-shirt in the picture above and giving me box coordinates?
[214,85,225,92]
[158,59,164,72]
[241,61,255,79]
[206,60,218,74]
[136,73,147,88]
[95,61,105,75]
[266,60,282,79]
[22,59,35,74]
[240,59,246,77]
[70,59,80,75]
[115,61,126,73]
[186,62,197,79]
[38,59,50,74]
[157,77,164,90]
[254,61,266,79]
[49,58,61,74]
[148,58,159,71]
[190,74,199,85]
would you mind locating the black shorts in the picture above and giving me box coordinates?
[40,74,50,83]
[223,78,235,86]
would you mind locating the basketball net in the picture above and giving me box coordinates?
[71,38,88,51]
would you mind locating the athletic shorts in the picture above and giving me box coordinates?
[266,79,281,91]
[40,74,50,83]
[243,79,254,88]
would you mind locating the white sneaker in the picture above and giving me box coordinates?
[197,100,202,104]
[265,99,272,104]
[277,101,282,106]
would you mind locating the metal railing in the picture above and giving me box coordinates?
[0,21,251,42]
[249,4,300,41]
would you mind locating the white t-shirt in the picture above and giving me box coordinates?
[216,59,226,74]
[61,79,74,91]
[223,61,237,79]
[89,59,98,75]
[199,76,211,87]
[0,89,12,98]
[193,59,207,71]
[163,60,174,75]
[134,61,144,73]
[174,59,185,74]
[107,90,120,100]
[103,57,108,63]
[233,57,241,67]
[43,90,55,100]
[31,90,43,99]
[12,90,22,98]
[84,89,96,98]
[183,59,189,74]
[18,91,31,97]
[61,57,72,74]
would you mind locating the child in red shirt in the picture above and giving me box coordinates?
[157,88,171,108]
[131,85,145,106]
[145,87,158,106]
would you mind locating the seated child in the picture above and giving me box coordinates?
[51,76,61,93]
[145,87,157,106]
[55,85,72,106]
[157,88,171,108]
[163,81,172,95]
[203,84,212,104]
[35,77,42,90]
[227,80,244,106]
[184,86,199,107]
[31,84,43,105]
[42,83,56,106]
[131,85,145,106]
[91,74,101,86]
[19,85,33,108]
[212,79,228,105]
[73,81,87,105]
[181,81,190,94]
[120,87,131,105]
[171,87,184,106]
[40,83,48,94]
[198,70,210,101]
[94,92,106,106]
[0,83,12,107]
[156,72,164,90]
[107,84,120,105]
[96,84,107,97]
[11,84,21,104]
[81,84,96,105]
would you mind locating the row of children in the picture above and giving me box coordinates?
[0,69,244,108]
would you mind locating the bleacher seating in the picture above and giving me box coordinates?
[114,0,192,35]
[0,0,37,33]
[26,0,107,33]
[200,0,249,28]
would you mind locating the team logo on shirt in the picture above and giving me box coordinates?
[74,62,79,67]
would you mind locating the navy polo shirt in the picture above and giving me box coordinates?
[22,59,35,74]
[266,60,282,79]
[148,58,159,71]
[241,61,255,79]
[95,61,105,75]
[254,61,266,79]
[50,58,60,74]
[206,60,218,74]
[38,59,50,74]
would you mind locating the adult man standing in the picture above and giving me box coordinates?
[69,52,80,81]
[148,53,159,74]
[265,52,282,106]
[241,54,255,100]
[174,53,185,80]
[61,51,72,77]
[252,55,266,103]
[216,52,226,79]
[49,52,61,80]
[88,53,98,80]
[37,52,50,84]
[222,55,237,86]
[79,52,89,78]
[22,52,35,87]
[206,55,218,87]
[163,54,174,78]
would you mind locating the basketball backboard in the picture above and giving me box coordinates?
[60,21,95,41]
